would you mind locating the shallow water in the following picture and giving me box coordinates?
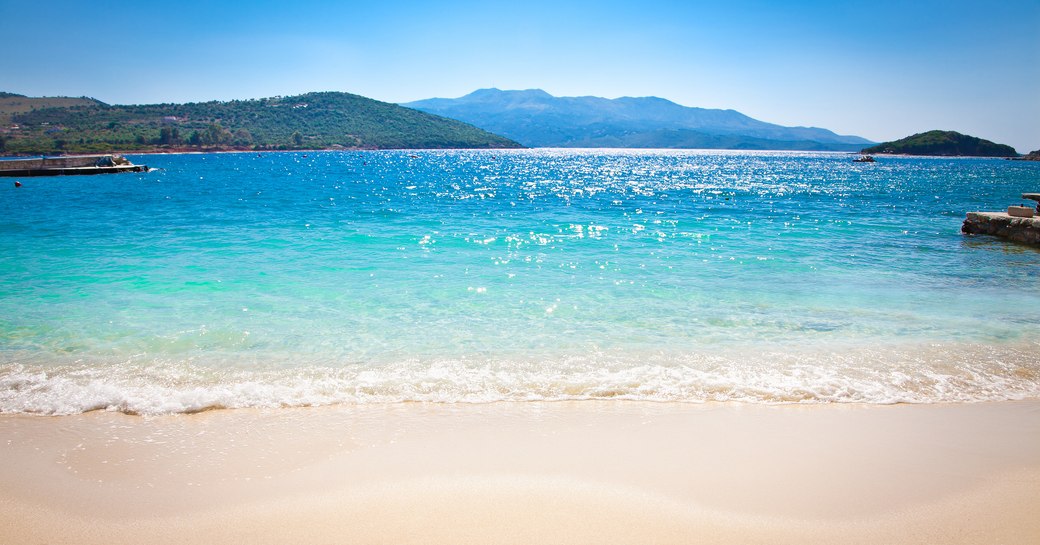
[1,150,1038,413]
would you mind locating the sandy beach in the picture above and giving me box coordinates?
[1,401,1038,544]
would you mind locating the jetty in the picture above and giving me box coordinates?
[962,193,1040,246]
[0,155,147,177]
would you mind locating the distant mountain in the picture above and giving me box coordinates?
[861,130,1018,157]
[403,88,874,151]
[0,91,520,155]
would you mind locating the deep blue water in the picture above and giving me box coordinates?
[1,150,1038,413]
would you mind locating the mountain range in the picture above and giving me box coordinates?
[2,88,879,155]
[404,89,874,151]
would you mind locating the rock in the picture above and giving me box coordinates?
[1018,149,1040,161]
[962,212,1040,246]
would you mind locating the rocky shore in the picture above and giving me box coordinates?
[962,211,1040,246]
[1016,149,1040,161]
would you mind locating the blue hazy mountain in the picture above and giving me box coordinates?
[404,89,874,151]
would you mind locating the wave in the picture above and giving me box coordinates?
[2,342,1038,415]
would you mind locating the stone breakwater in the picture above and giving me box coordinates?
[962,212,1040,246]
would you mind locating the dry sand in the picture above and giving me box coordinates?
[1,401,1038,544]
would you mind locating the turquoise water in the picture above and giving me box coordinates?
[2,150,1039,414]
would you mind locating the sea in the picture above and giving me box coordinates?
[1,149,1038,415]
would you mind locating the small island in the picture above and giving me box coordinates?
[861,130,1018,157]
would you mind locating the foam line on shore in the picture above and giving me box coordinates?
[3,341,1039,414]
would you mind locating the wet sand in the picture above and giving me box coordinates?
[1,401,1038,544]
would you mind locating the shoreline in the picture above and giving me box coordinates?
[0,145,516,158]
[7,148,967,158]
[2,400,1038,544]
[8,147,1037,158]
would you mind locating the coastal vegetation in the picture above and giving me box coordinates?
[860,130,1018,157]
[0,92,520,155]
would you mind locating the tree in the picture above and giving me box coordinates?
[159,127,174,145]
[291,130,303,147]
[233,128,253,146]
[204,123,232,146]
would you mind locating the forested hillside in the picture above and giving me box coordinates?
[0,91,520,154]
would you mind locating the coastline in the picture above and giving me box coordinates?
[1,147,378,158]
[10,147,1038,160]
[2,400,1038,544]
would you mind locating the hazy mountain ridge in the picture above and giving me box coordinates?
[404,89,874,150]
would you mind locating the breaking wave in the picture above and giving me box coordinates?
[2,342,1038,415]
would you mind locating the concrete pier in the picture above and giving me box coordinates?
[962,212,1040,246]
[0,154,146,177]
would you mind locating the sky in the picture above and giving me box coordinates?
[2,0,1038,152]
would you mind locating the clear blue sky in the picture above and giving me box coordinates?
[3,0,1038,151]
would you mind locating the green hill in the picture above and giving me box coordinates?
[0,93,102,125]
[861,130,1018,157]
[0,91,521,155]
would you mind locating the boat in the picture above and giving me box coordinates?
[0,154,148,177]
[853,155,876,163]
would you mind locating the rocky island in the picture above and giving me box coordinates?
[861,130,1018,157]
[1016,149,1040,161]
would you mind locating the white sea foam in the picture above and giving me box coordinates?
[2,342,1038,415]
